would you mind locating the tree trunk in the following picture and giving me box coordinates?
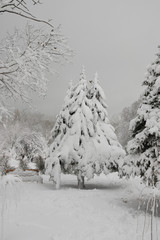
[77,172,85,189]
[55,159,61,189]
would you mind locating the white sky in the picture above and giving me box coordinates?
[1,0,160,117]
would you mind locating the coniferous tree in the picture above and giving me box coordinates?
[46,69,125,188]
[48,80,74,148]
[123,47,160,187]
[89,73,125,175]
[47,68,94,188]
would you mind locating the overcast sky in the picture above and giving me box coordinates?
[1,0,160,117]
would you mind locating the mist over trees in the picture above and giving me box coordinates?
[111,100,141,148]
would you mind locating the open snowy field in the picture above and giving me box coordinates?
[0,173,160,240]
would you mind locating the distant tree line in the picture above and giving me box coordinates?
[111,100,141,149]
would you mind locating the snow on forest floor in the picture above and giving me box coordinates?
[0,173,160,240]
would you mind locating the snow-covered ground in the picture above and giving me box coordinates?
[0,173,160,240]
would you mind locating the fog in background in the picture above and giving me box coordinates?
[1,0,160,117]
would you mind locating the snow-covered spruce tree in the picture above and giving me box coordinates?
[46,80,75,188]
[46,68,94,188]
[123,48,160,187]
[48,80,74,147]
[46,69,125,189]
[88,73,125,176]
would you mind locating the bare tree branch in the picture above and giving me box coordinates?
[0,0,53,27]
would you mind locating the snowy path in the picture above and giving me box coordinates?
[0,173,160,240]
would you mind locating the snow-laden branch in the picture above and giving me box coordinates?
[0,24,73,103]
[0,1,73,125]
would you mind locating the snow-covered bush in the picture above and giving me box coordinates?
[46,69,125,188]
[0,143,18,176]
[123,47,160,187]
[0,110,53,174]
[15,132,48,171]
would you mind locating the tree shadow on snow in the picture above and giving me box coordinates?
[42,174,124,191]
[42,181,123,191]
[86,183,123,190]
[60,181,123,190]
